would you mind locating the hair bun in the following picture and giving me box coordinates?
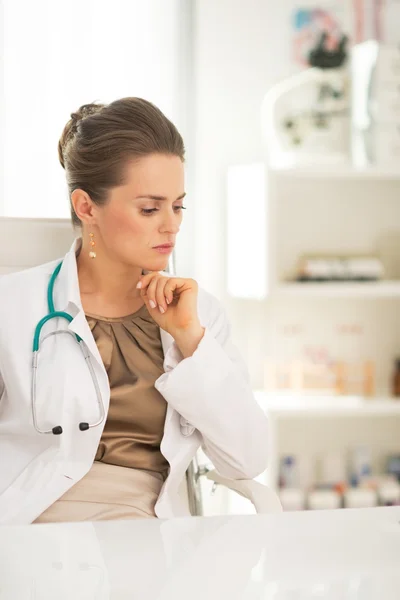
[69,103,103,137]
[58,102,104,169]
[71,103,103,125]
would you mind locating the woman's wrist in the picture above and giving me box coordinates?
[172,323,205,358]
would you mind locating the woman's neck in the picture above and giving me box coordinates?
[76,238,143,304]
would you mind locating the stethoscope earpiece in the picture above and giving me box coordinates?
[79,422,90,431]
[52,425,63,435]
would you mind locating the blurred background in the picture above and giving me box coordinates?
[2,0,400,514]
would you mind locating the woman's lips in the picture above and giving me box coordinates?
[153,244,174,254]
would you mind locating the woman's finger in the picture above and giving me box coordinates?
[155,277,169,314]
[143,275,159,311]
[137,271,158,291]
[163,278,179,305]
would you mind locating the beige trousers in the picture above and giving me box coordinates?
[33,461,164,524]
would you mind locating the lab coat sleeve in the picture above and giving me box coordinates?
[154,293,269,480]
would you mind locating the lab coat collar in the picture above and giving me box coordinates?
[57,237,84,314]
[55,237,104,366]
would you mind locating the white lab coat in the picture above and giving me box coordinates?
[0,239,268,524]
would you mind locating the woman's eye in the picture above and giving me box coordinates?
[141,208,159,215]
[141,206,187,216]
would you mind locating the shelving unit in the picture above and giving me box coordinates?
[227,163,400,302]
[271,164,400,181]
[276,280,400,298]
[262,164,400,300]
[228,160,400,486]
[254,390,400,492]
[227,162,400,497]
[254,391,400,418]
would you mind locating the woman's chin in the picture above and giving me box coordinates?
[143,256,171,273]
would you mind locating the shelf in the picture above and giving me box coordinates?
[276,280,400,298]
[270,164,400,180]
[254,391,400,418]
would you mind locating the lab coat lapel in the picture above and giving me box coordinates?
[68,311,104,367]
[159,328,175,361]
[159,327,184,372]
[159,328,177,431]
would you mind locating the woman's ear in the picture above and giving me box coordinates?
[71,189,96,226]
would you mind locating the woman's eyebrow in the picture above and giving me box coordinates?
[135,192,186,201]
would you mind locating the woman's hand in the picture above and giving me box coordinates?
[137,272,205,357]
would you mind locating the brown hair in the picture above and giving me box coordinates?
[58,97,185,227]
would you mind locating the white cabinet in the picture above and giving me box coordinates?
[266,165,400,297]
[227,165,400,504]
[227,164,400,299]
[227,164,400,393]
[255,391,400,493]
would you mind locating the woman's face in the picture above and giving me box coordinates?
[92,153,185,272]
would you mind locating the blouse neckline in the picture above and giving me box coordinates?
[85,302,149,323]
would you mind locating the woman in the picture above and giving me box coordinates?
[0,98,268,524]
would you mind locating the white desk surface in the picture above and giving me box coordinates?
[0,507,399,599]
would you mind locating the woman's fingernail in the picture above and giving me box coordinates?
[159,305,165,314]
[149,300,156,309]
[136,281,142,289]
[166,298,171,305]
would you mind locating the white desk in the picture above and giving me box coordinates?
[0,507,399,599]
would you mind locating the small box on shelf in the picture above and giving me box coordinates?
[264,359,375,397]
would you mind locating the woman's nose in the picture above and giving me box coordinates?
[160,212,180,234]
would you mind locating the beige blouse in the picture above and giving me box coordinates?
[85,303,169,478]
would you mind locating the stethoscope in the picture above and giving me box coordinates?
[32,261,106,435]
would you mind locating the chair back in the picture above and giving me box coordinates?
[0,217,74,274]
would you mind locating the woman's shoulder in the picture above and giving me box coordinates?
[0,260,59,298]
[0,261,61,344]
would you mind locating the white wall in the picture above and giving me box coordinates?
[192,0,292,297]
[192,1,300,387]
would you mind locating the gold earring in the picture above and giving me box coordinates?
[89,232,97,259]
